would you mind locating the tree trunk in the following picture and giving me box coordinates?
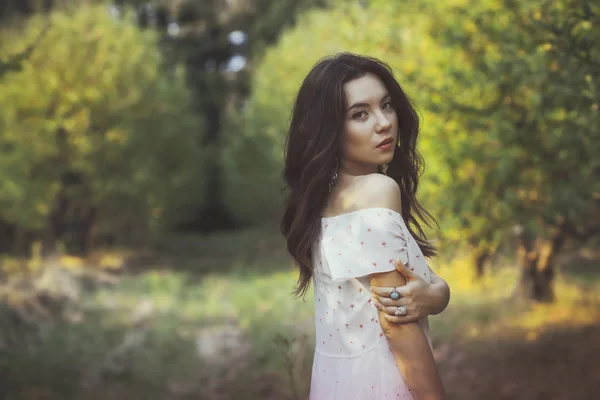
[474,248,491,279]
[0,219,16,254]
[78,207,97,256]
[44,187,69,257]
[516,226,565,302]
[12,227,27,256]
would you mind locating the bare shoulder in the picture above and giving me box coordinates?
[355,174,402,213]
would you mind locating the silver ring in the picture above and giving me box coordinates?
[390,287,400,300]
[395,305,407,317]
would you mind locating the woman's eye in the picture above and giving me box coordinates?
[352,111,367,119]
[382,101,393,110]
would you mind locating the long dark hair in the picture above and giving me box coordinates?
[280,53,436,298]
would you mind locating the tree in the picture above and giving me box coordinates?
[115,0,337,231]
[391,0,600,301]
[221,0,421,224]
[223,0,599,301]
[0,4,204,254]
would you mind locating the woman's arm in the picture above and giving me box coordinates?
[361,174,450,322]
[370,262,446,400]
[427,267,451,316]
[361,176,445,398]
[371,263,451,323]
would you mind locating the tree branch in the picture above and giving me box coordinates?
[0,22,50,77]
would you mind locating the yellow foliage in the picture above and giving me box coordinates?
[105,128,128,144]
[525,331,538,341]
[464,20,477,34]
[0,257,24,277]
[506,280,600,334]
[0,4,204,232]
[59,255,85,270]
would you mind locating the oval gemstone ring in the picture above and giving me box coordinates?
[390,287,400,300]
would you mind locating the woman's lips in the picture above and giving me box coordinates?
[376,137,394,150]
[377,142,393,150]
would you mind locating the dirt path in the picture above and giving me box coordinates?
[438,323,600,399]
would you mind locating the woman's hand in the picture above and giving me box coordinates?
[370,260,450,324]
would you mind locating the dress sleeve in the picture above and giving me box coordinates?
[322,211,410,282]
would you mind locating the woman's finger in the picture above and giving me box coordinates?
[377,296,409,307]
[394,259,418,280]
[371,285,412,299]
[374,300,409,317]
[382,313,419,324]
[375,301,420,324]
[370,285,401,297]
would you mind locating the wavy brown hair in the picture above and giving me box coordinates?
[280,53,437,298]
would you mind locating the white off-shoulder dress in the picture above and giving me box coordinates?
[309,208,433,400]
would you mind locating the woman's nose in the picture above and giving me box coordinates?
[375,112,392,131]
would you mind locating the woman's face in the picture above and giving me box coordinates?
[340,72,398,175]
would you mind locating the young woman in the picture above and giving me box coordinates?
[280,53,450,399]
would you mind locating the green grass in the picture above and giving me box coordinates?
[1,223,315,399]
[2,224,599,399]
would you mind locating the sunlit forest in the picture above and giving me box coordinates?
[0,0,598,399]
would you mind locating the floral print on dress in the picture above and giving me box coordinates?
[309,208,432,400]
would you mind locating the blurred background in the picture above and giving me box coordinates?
[0,0,598,399]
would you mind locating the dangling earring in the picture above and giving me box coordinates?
[380,163,389,175]
[328,157,339,191]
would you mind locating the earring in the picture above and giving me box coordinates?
[380,163,389,175]
[328,157,339,191]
